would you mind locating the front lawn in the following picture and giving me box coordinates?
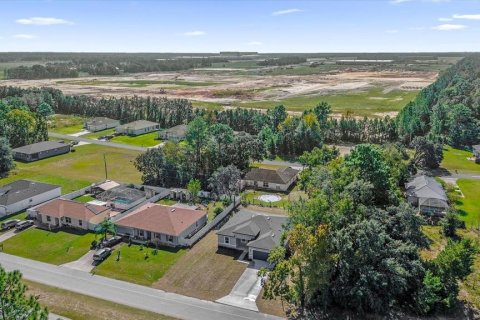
[0,144,141,193]
[93,243,185,286]
[154,232,246,300]
[455,179,480,227]
[83,128,115,139]
[441,146,480,174]
[110,132,160,147]
[1,228,96,265]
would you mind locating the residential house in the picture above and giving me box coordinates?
[90,180,121,196]
[115,120,160,136]
[96,184,147,211]
[405,175,449,216]
[84,117,120,132]
[0,180,61,217]
[473,145,480,164]
[217,209,287,261]
[242,167,299,191]
[31,199,111,231]
[12,140,71,162]
[115,203,207,247]
[158,124,187,142]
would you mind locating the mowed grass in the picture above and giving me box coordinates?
[455,179,480,227]
[1,228,96,265]
[25,280,176,320]
[93,243,186,286]
[233,87,418,117]
[154,232,247,300]
[441,146,480,174]
[83,128,115,139]
[0,144,141,193]
[110,132,160,147]
[48,114,85,134]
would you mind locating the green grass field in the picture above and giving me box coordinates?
[1,228,96,265]
[110,132,160,147]
[74,195,96,203]
[455,179,480,227]
[49,114,85,134]
[83,128,116,139]
[441,146,480,174]
[93,243,186,286]
[232,87,418,117]
[0,144,141,192]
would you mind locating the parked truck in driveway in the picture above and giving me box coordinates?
[15,220,34,231]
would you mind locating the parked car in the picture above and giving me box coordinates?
[1,219,21,230]
[15,220,34,231]
[101,235,123,248]
[93,248,112,262]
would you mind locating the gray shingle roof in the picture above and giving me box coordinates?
[0,180,60,206]
[217,209,287,251]
[85,117,118,126]
[117,120,159,131]
[12,141,69,155]
[160,124,187,137]
[243,167,299,184]
[405,175,448,202]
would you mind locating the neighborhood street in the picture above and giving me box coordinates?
[0,252,283,320]
[48,132,148,152]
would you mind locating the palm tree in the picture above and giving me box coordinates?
[95,218,116,241]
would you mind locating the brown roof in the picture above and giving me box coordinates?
[36,199,111,223]
[115,203,206,236]
[244,167,299,184]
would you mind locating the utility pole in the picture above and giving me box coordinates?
[103,153,108,180]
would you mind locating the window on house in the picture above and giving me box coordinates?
[46,216,51,222]
[224,237,230,244]
[139,230,144,237]
[241,239,247,243]
[155,233,161,239]
[168,235,174,242]
[79,220,83,226]
[65,217,72,224]
[263,181,269,188]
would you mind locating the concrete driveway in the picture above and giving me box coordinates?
[0,229,19,243]
[216,260,269,311]
[61,250,96,272]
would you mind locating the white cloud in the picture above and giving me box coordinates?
[453,14,480,20]
[438,17,453,21]
[13,34,36,39]
[182,30,206,37]
[432,24,467,31]
[385,29,399,33]
[247,41,263,46]
[272,8,302,16]
[16,17,73,25]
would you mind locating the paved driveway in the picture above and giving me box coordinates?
[61,250,96,272]
[217,260,269,312]
[0,229,19,243]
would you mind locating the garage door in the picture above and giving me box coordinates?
[252,250,269,261]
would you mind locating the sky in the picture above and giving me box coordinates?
[0,0,479,53]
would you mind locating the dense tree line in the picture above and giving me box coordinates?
[5,63,79,79]
[397,55,480,148]
[262,144,477,318]
[257,56,307,66]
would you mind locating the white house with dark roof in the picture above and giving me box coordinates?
[0,180,61,217]
[405,175,449,216]
[115,120,160,136]
[241,167,299,192]
[84,117,120,132]
[217,209,287,261]
[12,140,71,162]
[158,124,187,142]
[473,145,480,163]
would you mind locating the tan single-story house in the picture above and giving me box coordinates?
[12,140,71,162]
[242,167,299,192]
[217,209,287,261]
[158,124,187,142]
[84,117,120,132]
[115,203,207,247]
[405,175,449,216]
[115,120,160,136]
[0,180,61,217]
[31,199,111,231]
[473,145,480,164]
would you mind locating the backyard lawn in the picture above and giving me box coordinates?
[441,146,480,174]
[48,114,85,134]
[455,179,480,227]
[1,228,96,265]
[155,232,247,300]
[93,243,185,286]
[0,144,141,193]
[110,132,160,147]
[74,194,96,203]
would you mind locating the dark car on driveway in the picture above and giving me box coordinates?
[101,236,123,248]
[1,219,21,231]
[93,248,112,262]
[15,220,34,231]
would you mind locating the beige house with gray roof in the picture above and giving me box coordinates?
[115,120,160,136]
[241,167,299,192]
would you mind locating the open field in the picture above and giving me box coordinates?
[1,228,95,265]
[456,179,480,227]
[441,146,480,174]
[25,280,175,320]
[155,231,247,301]
[93,243,186,286]
[1,68,437,117]
[0,144,142,192]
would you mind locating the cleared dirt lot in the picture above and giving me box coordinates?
[154,231,247,301]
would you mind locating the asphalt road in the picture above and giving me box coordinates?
[49,132,148,152]
[0,252,283,320]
